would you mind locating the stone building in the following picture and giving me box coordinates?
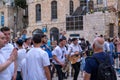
[0,0,27,38]
[117,0,120,37]
[118,0,120,11]
[26,0,118,42]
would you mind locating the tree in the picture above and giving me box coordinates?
[13,0,27,38]
[14,0,27,9]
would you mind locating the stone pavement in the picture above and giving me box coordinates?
[51,58,120,80]
[52,74,83,80]
[52,72,120,80]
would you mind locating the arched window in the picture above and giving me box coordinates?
[70,0,74,15]
[51,1,57,19]
[36,4,41,22]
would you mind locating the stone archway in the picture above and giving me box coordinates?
[50,27,59,42]
[32,29,43,35]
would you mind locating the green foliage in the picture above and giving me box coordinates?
[14,0,27,9]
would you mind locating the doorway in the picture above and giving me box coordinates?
[50,27,59,43]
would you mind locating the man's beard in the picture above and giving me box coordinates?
[42,41,46,44]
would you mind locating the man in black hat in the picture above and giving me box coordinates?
[23,36,32,50]
[68,38,83,80]
[52,36,68,80]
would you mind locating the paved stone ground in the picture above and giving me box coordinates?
[52,74,83,80]
[52,59,120,80]
[52,71,120,80]
[52,75,120,80]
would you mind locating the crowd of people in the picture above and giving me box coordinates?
[0,27,119,80]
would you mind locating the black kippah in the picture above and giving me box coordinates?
[59,36,66,42]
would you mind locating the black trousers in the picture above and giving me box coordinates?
[72,62,80,80]
[54,64,64,80]
[16,71,23,80]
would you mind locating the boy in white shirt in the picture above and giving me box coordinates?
[25,34,51,80]
[1,27,17,80]
[20,58,27,80]
[0,31,17,80]
[52,36,68,80]
[16,39,26,80]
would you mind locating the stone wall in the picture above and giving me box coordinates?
[27,0,79,37]
[27,0,117,43]
[0,5,25,38]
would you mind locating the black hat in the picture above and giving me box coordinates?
[59,36,66,42]
[16,39,23,46]
[68,38,72,42]
[72,38,78,41]
[24,36,31,42]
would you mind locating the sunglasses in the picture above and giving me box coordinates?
[61,50,65,59]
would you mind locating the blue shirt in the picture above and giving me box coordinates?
[84,52,113,80]
[41,44,52,58]
[109,42,115,54]
[21,34,26,41]
[47,40,51,47]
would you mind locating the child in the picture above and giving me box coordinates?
[16,39,27,80]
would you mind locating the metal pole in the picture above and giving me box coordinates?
[14,13,16,38]
[87,0,89,13]
[73,17,75,34]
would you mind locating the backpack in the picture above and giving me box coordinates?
[112,52,118,59]
[93,55,117,80]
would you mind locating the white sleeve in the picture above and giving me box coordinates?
[79,45,83,52]
[52,48,57,56]
[42,52,50,67]
[107,43,110,52]
[65,48,69,55]
[0,54,5,64]
[68,46,72,55]
[20,59,26,70]
[70,52,75,55]
[68,46,75,55]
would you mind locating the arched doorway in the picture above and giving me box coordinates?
[50,27,59,43]
[32,29,43,35]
